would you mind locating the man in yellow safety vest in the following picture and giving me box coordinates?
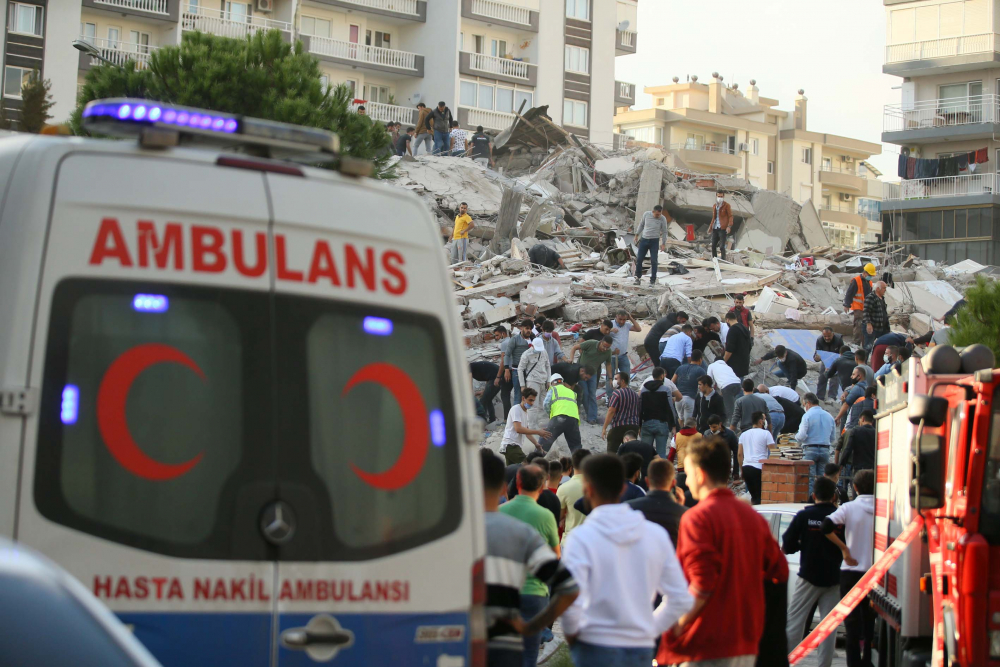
[842,263,876,344]
[538,373,583,454]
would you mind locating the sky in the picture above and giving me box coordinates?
[614,0,901,178]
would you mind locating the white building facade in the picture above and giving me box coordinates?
[1,0,637,144]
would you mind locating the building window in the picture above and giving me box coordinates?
[514,90,532,113]
[9,2,43,36]
[300,16,332,38]
[478,83,494,110]
[491,39,507,58]
[107,27,121,49]
[802,148,812,164]
[459,80,520,113]
[656,97,664,106]
[858,162,867,177]
[563,99,587,127]
[363,84,390,104]
[624,126,659,144]
[566,0,589,21]
[564,46,589,74]
[473,34,485,54]
[3,66,34,99]
[224,1,252,22]
[822,156,832,170]
[366,30,391,49]
[459,32,464,51]
[81,23,96,45]
[130,31,152,52]
[319,75,330,93]
[749,138,759,155]
[767,161,774,175]
[496,87,514,113]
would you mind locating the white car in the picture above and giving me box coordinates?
[0,539,162,667]
[755,503,846,643]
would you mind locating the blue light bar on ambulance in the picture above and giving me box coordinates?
[133,294,169,313]
[81,98,340,156]
[430,410,446,446]
[61,385,79,425]
[363,317,393,336]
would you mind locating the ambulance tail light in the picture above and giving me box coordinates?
[470,557,486,667]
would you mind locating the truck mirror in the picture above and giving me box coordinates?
[908,394,948,427]
[911,433,944,510]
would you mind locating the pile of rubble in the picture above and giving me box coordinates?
[386,106,996,450]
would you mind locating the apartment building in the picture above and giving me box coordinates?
[880,0,1000,266]
[612,77,883,249]
[0,0,638,145]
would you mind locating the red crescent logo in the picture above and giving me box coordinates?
[342,362,429,491]
[96,343,206,481]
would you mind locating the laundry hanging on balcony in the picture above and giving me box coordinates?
[897,147,989,179]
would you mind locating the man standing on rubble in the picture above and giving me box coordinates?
[709,192,733,260]
[468,125,495,168]
[727,293,755,336]
[430,101,454,155]
[796,393,838,497]
[540,321,565,366]
[451,202,473,263]
[633,205,669,285]
[673,349,706,425]
[413,103,433,155]
[844,264,876,345]
[584,319,613,342]
[610,309,641,381]
[603,371,642,454]
[569,336,614,425]
[505,320,534,404]
[539,374,583,454]
[863,281,891,351]
[519,338,552,429]
[723,313,753,379]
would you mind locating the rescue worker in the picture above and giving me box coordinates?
[518,338,551,429]
[843,263,876,344]
[863,281,891,351]
[539,374,583,454]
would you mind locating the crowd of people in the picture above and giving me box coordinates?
[469,266,944,666]
[374,100,497,168]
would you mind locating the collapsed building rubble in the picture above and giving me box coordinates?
[385,106,997,454]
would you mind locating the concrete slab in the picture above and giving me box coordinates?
[885,281,964,320]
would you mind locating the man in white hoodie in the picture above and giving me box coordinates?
[823,468,876,667]
[518,337,551,429]
[561,454,693,666]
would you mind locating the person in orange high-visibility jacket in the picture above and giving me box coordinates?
[842,264,875,345]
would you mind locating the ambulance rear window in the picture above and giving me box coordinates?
[36,280,262,559]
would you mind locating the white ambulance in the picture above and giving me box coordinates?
[0,99,485,667]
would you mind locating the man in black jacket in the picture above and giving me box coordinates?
[825,346,858,399]
[639,367,682,458]
[723,312,752,378]
[704,414,740,481]
[782,477,843,667]
[694,375,726,433]
[642,312,688,361]
[774,395,805,434]
[626,458,687,545]
[470,360,505,422]
[839,410,876,473]
[757,345,809,391]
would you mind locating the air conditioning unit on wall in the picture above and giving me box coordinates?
[257,0,273,11]
[840,193,852,202]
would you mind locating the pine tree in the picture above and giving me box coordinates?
[19,73,54,133]
[72,30,392,176]
[948,276,1000,361]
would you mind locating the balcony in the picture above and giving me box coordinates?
[82,0,179,22]
[78,37,158,72]
[458,106,515,131]
[352,101,418,125]
[884,33,1000,76]
[883,173,998,209]
[181,6,292,41]
[818,203,867,229]
[459,52,537,86]
[669,143,740,172]
[304,36,423,77]
[818,165,868,195]
[883,95,1000,144]
[461,0,538,32]
[616,29,636,55]
[615,81,635,107]
[309,0,426,23]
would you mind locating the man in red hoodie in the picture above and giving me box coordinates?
[658,437,788,667]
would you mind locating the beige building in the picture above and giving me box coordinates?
[613,76,883,249]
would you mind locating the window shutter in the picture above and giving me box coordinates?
[965,0,987,34]
[915,6,938,41]
[891,8,915,44]
[940,2,963,37]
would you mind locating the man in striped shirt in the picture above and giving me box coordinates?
[602,372,642,455]
[481,450,579,667]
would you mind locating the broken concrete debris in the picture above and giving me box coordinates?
[388,106,994,450]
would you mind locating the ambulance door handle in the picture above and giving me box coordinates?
[281,629,353,647]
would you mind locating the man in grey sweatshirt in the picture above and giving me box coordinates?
[633,205,669,285]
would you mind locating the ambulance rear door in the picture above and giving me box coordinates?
[16,148,281,667]
[264,172,477,667]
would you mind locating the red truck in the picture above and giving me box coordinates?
[873,343,999,667]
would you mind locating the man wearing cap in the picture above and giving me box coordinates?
[844,264,876,345]
[538,374,583,454]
